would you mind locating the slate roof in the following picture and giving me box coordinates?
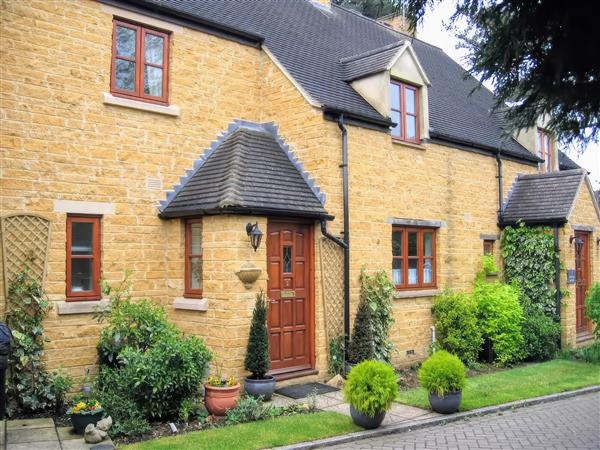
[340,41,405,81]
[126,0,540,163]
[501,170,586,225]
[558,150,581,170]
[159,121,330,219]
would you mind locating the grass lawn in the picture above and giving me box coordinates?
[123,411,360,450]
[397,359,600,411]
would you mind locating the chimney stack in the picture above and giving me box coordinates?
[378,13,415,37]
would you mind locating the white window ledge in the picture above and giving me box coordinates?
[57,299,110,315]
[173,297,208,311]
[102,93,180,117]
[393,289,440,299]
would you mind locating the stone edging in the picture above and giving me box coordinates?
[275,385,600,450]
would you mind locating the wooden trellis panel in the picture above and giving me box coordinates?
[319,237,344,341]
[1,214,51,297]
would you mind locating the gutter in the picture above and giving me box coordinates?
[321,105,393,130]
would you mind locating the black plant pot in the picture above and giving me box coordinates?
[428,391,462,414]
[349,405,386,429]
[244,376,276,400]
[70,408,105,434]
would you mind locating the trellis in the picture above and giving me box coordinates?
[1,214,51,297]
[319,237,344,341]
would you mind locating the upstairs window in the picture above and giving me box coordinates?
[390,80,420,143]
[66,216,101,300]
[483,240,494,255]
[185,219,203,298]
[392,226,436,289]
[111,19,170,105]
[537,128,553,172]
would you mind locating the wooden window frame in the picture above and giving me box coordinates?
[184,219,203,298]
[483,240,494,255]
[66,215,102,301]
[392,226,436,290]
[110,19,170,105]
[537,128,553,173]
[390,80,420,144]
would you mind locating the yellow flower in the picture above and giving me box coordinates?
[76,402,86,409]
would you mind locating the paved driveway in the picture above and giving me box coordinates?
[330,392,600,449]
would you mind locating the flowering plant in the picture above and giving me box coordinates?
[68,398,102,415]
[206,375,237,387]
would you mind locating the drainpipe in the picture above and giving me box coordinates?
[496,149,504,223]
[339,114,351,361]
[554,223,562,347]
[320,221,347,250]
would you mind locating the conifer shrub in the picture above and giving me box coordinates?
[418,351,466,396]
[244,290,270,379]
[343,360,398,417]
[347,298,374,364]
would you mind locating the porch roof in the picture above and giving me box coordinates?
[159,121,331,220]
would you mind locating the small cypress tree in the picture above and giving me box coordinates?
[244,290,270,379]
[347,298,375,364]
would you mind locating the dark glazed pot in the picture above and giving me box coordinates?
[70,408,105,434]
[244,376,276,400]
[428,391,462,414]
[349,405,386,429]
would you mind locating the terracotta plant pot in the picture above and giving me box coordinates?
[70,408,105,434]
[204,383,241,416]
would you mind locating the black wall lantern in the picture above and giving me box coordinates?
[569,235,584,258]
[246,222,263,252]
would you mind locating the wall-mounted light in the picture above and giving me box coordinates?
[596,237,600,246]
[246,222,263,252]
[569,235,584,258]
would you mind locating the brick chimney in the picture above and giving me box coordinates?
[379,13,414,37]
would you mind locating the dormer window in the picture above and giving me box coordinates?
[390,80,419,143]
[537,128,553,172]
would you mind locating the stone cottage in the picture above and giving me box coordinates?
[1,0,598,382]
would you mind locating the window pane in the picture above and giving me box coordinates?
[424,232,433,257]
[115,59,135,91]
[72,222,93,255]
[404,87,416,115]
[190,257,202,290]
[391,110,401,137]
[283,246,292,273]
[392,258,403,285]
[190,223,202,255]
[116,26,136,58]
[71,259,93,292]
[145,34,164,65]
[144,65,163,96]
[390,83,400,110]
[406,115,417,139]
[408,259,418,285]
[423,259,433,283]
[537,131,543,158]
[392,230,403,256]
[408,232,418,256]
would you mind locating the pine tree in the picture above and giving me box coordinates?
[244,290,270,378]
[347,298,375,364]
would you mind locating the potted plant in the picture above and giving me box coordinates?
[68,397,105,434]
[244,290,276,400]
[419,350,466,414]
[204,367,241,416]
[343,360,398,429]
[345,298,374,374]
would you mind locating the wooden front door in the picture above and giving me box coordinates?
[575,231,592,335]
[267,220,314,374]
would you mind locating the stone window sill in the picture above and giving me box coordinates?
[393,289,440,299]
[173,297,208,311]
[391,139,428,151]
[57,299,110,315]
[102,93,181,117]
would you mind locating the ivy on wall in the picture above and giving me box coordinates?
[501,222,558,317]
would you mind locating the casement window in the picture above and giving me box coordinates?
[392,226,436,289]
[390,80,420,143]
[483,240,494,255]
[537,128,553,172]
[66,216,101,300]
[111,19,170,105]
[185,219,203,298]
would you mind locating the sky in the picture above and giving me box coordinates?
[416,1,599,189]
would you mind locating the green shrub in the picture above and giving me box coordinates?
[49,371,74,411]
[95,382,150,437]
[474,280,525,366]
[343,360,398,417]
[559,341,600,365]
[418,350,466,396]
[347,298,374,364]
[432,291,483,366]
[521,313,560,361]
[225,395,279,425]
[178,397,208,423]
[244,290,270,379]
[328,334,345,376]
[585,282,600,337]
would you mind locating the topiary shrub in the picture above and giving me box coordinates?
[343,360,398,417]
[244,290,270,379]
[418,351,466,396]
[473,279,525,366]
[521,312,560,361]
[432,291,483,366]
[585,282,600,337]
[347,298,374,364]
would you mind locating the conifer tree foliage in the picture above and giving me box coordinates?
[244,290,271,379]
[347,298,375,364]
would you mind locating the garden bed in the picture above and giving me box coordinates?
[397,359,600,411]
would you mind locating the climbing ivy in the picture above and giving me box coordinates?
[501,222,558,317]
